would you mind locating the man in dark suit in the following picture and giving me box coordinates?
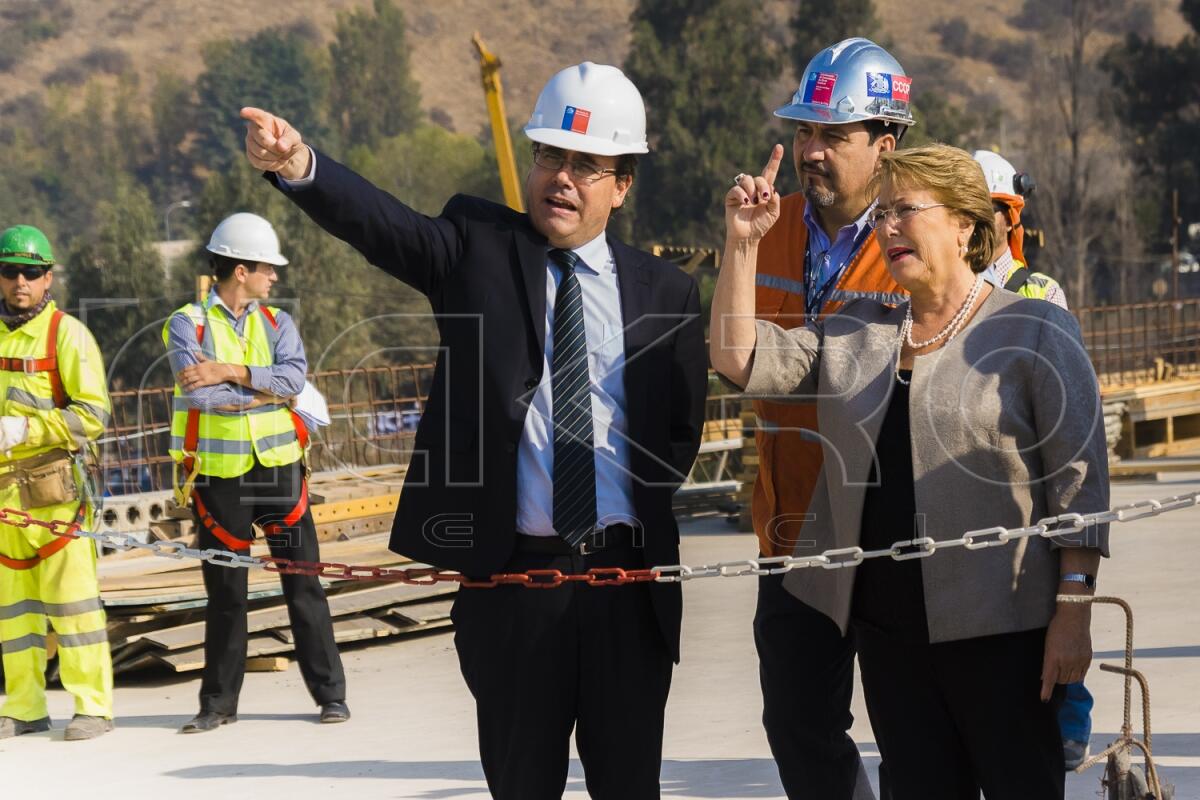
[241,61,706,799]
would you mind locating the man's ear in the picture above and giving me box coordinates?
[613,175,633,209]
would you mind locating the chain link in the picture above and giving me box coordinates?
[3,491,1196,588]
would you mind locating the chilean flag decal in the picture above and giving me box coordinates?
[561,106,592,134]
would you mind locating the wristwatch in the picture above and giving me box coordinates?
[1060,572,1096,589]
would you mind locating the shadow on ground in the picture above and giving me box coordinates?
[162,758,805,797]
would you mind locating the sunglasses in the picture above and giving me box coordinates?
[0,265,50,281]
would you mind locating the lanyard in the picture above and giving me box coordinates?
[804,223,874,319]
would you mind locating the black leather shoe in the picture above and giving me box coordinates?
[180,710,237,733]
[319,701,350,724]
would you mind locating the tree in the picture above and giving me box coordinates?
[329,0,423,150]
[625,0,781,247]
[903,88,997,149]
[65,177,170,390]
[193,24,330,174]
[790,0,878,73]
[1102,8,1200,261]
[150,71,198,213]
[1018,0,1133,306]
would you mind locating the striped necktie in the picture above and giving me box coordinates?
[548,248,598,547]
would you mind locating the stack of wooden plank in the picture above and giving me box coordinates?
[96,465,459,675]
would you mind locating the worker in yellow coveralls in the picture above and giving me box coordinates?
[0,225,113,741]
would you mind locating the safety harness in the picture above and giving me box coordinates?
[0,309,91,569]
[0,309,67,407]
[178,306,311,552]
[0,504,85,569]
[1004,267,1031,293]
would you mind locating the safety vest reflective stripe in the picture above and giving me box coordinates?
[0,596,104,620]
[0,632,46,654]
[6,387,55,409]
[256,429,299,452]
[825,288,908,305]
[171,397,280,416]
[754,416,822,440]
[757,276,908,308]
[0,598,45,619]
[57,629,108,648]
[168,436,254,455]
[756,273,808,295]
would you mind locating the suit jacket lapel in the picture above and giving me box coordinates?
[513,221,548,363]
[613,238,654,418]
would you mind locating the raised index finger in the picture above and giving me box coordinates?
[761,144,784,185]
[240,106,274,129]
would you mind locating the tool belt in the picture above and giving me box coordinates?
[0,448,79,509]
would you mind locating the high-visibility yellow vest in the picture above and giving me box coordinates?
[0,301,110,462]
[1002,258,1066,305]
[162,300,302,478]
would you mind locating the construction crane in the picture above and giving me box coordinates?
[472,33,525,213]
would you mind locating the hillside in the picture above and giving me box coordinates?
[0,0,1187,141]
[0,0,633,137]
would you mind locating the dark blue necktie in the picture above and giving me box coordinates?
[548,248,598,547]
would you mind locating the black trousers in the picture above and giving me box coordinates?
[856,624,1065,800]
[754,572,870,799]
[452,538,673,800]
[193,458,346,714]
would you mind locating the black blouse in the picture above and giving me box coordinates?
[852,370,930,642]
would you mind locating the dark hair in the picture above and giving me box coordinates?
[210,254,258,282]
[615,154,637,179]
[863,118,905,145]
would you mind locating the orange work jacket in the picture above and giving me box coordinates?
[752,193,907,557]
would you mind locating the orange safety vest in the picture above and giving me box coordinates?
[751,193,906,557]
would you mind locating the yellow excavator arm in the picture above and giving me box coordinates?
[472,33,525,213]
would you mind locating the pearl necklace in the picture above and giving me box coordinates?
[896,274,985,386]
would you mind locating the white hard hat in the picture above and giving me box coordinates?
[205,212,288,267]
[523,62,649,157]
[776,38,915,129]
[973,150,1018,196]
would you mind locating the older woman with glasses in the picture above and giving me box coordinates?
[711,144,1109,799]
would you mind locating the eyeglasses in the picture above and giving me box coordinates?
[0,265,50,281]
[533,146,618,183]
[869,202,946,227]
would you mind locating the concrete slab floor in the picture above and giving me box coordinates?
[3,475,1198,799]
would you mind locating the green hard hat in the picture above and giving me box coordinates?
[0,224,55,267]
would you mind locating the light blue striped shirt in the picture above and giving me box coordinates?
[802,201,875,291]
[515,232,637,537]
[165,289,306,411]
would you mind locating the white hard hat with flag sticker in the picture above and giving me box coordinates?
[524,62,649,157]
